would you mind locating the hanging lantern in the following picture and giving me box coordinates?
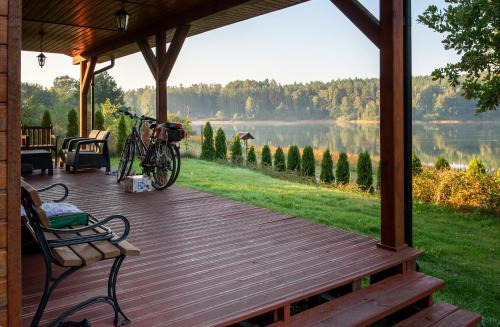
[115,6,130,32]
[37,31,46,68]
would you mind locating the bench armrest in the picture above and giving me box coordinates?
[37,183,69,202]
[67,137,94,151]
[74,139,107,156]
[42,214,130,248]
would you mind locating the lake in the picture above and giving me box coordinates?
[192,120,500,171]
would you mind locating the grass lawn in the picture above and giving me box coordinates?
[173,158,499,326]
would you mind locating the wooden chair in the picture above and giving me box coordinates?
[21,180,140,327]
[21,124,59,165]
[64,131,111,173]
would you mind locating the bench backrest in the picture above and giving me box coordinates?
[21,125,56,147]
[95,130,110,154]
[88,130,100,139]
[20,180,50,227]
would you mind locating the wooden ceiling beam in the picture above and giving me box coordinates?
[137,38,158,80]
[160,25,190,81]
[78,0,252,60]
[330,0,380,48]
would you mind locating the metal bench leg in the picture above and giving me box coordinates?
[109,255,131,326]
[31,264,81,327]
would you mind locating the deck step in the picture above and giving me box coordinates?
[289,272,445,327]
[394,301,481,327]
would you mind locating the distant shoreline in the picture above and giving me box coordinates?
[191,119,498,126]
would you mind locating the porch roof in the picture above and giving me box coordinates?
[22,0,307,63]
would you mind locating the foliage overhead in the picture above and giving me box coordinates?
[301,146,315,177]
[274,147,286,171]
[418,0,499,112]
[230,134,243,165]
[320,149,334,183]
[356,151,373,192]
[261,145,272,167]
[200,122,215,161]
[214,128,227,160]
[336,152,350,185]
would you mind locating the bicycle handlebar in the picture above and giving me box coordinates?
[118,107,157,122]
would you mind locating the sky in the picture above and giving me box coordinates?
[21,0,458,91]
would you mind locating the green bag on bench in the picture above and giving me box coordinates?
[21,202,88,228]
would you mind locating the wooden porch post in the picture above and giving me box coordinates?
[330,0,406,250]
[138,25,190,122]
[79,57,96,137]
[378,0,406,251]
[1,0,22,325]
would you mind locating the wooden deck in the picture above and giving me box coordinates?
[22,171,423,327]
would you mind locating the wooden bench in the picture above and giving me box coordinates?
[21,180,140,327]
[21,124,58,165]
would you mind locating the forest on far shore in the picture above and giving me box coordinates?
[22,74,498,133]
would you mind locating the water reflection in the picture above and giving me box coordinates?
[193,121,499,170]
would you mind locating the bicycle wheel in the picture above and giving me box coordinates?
[117,136,135,182]
[167,143,181,186]
[151,142,176,190]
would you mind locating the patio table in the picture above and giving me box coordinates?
[21,149,53,175]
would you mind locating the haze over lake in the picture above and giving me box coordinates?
[192,120,500,171]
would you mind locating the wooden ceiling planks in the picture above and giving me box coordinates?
[21,0,307,62]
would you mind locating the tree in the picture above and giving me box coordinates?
[435,156,450,170]
[116,115,128,156]
[93,72,125,106]
[356,151,373,192]
[467,156,486,178]
[214,128,227,160]
[230,134,243,165]
[41,110,52,127]
[274,147,286,171]
[418,1,499,112]
[247,146,257,165]
[320,149,334,183]
[94,110,105,130]
[100,98,120,128]
[336,152,350,184]
[261,145,272,167]
[301,146,315,177]
[287,145,301,171]
[200,122,215,160]
[66,109,78,137]
[412,154,423,175]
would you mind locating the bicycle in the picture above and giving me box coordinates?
[116,108,184,190]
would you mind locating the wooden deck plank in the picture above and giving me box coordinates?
[22,171,422,326]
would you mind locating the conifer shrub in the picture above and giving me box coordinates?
[435,156,450,170]
[94,110,105,130]
[247,146,257,165]
[287,145,301,171]
[200,122,215,161]
[261,145,272,167]
[320,149,334,183]
[116,115,128,155]
[467,156,486,178]
[214,127,227,160]
[41,110,52,127]
[66,109,78,137]
[336,152,350,184]
[230,134,243,165]
[356,151,373,192]
[412,153,422,174]
[376,164,381,191]
[301,146,315,177]
[274,147,286,171]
